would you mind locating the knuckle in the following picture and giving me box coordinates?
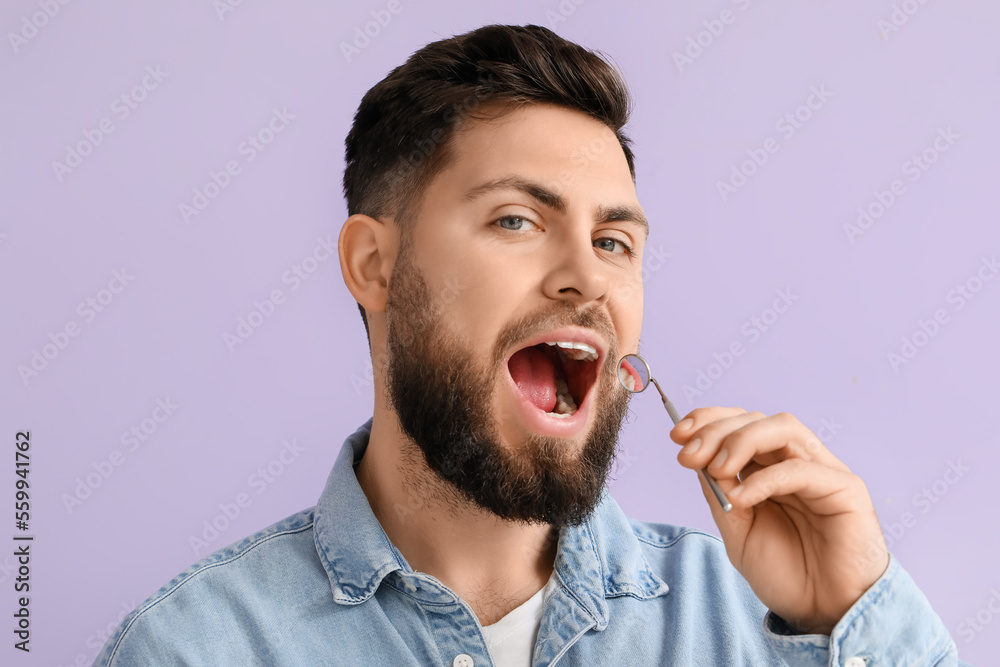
[848,472,867,492]
[774,411,797,425]
[697,421,728,441]
[723,427,751,450]
[787,457,806,472]
[802,434,823,451]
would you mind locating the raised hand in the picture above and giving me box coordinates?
[670,407,890,635]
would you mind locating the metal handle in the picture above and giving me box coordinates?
[650,378,733,513]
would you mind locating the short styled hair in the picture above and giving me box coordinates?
[342,23,636,347]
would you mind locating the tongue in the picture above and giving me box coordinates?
[508,346,557,412]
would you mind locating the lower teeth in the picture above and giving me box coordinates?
[549,378,578,416]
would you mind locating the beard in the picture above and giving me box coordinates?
[383,242,633,528]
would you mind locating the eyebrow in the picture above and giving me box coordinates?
[461,175,649,239]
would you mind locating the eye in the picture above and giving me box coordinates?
[594,236,635,257]
[493,215,539,232]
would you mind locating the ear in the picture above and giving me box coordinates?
[338,213,397,315]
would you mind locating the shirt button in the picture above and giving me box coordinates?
[844,658,866,667]
[452,655,474,667]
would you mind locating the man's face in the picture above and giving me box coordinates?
[383,102,646,527]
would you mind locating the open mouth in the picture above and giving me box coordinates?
[507,340,600,419]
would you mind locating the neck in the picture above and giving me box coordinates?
[356,407,558,626]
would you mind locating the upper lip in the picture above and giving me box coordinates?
[503,326,608,366]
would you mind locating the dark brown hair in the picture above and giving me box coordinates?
[342,23,636,346]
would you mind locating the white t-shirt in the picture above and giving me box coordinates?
[479,573,558,667]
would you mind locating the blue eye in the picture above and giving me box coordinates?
[492,216,635,258]
[594,237,634,257]
[495,215,536,231]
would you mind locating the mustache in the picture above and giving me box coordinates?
[491,302,619,371]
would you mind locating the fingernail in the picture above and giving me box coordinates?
[681,438,701,455]
[710,448,728,469]
[676,418,694,431]
[729,484,744,497]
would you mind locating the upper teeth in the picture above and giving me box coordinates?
[544,341,598,361]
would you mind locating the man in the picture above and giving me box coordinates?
[97,24,969,666]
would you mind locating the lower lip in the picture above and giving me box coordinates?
[502,367,595,437]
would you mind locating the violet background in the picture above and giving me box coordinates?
[1,1,998,664]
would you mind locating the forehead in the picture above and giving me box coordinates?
[424,102,639,208]
[453,102,627,171]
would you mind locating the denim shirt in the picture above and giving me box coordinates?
[96,419,969,666]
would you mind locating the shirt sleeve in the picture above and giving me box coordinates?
[759,554,974,666]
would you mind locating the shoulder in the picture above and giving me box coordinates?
[626,515,720,548]
[146,507,321,600]
[626,515,767,608]
[626,514,727,562]
[96,507,324,666]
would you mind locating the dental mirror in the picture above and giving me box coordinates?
[618,353,733,513]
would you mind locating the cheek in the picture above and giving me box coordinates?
[614,266,644,303]
[610,278,643,354]
[427,258,527,340]
[613,272,643,315]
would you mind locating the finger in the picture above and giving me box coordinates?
[713,412,850,476]
[738,460,765,482]
[676,411,767,473]
[726,458,866,516]
[692,458,863,567]
[669,406,750,444]
[682,412,850,481]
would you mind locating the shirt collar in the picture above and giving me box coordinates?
[313,419,669,629]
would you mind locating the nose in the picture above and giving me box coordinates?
[540,231,610,305]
